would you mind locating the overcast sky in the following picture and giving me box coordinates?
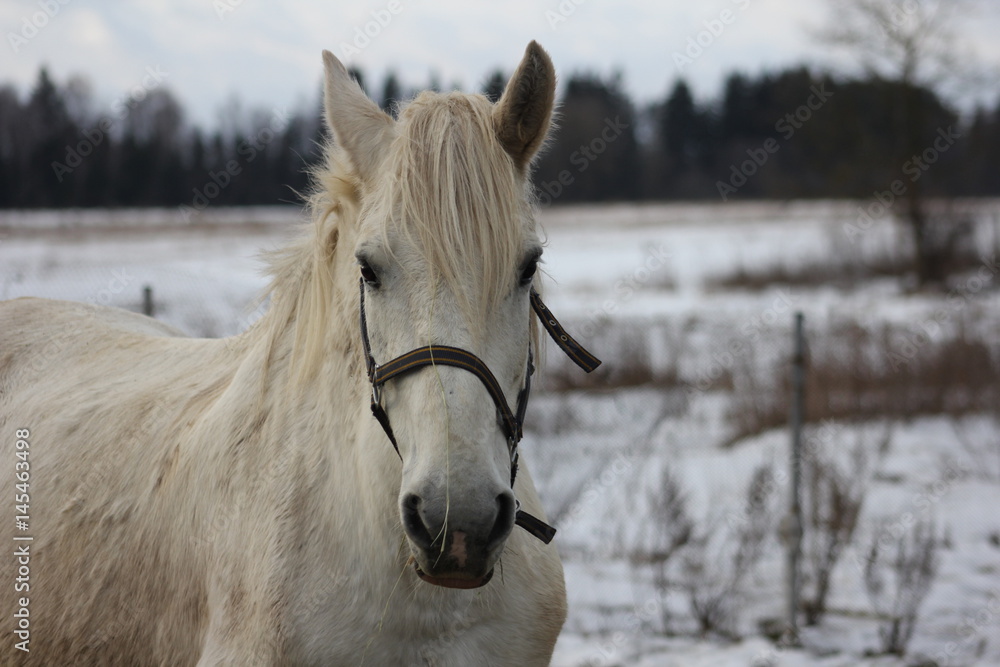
[3,0,999,128]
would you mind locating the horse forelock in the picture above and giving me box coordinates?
[262,91,537,383]
[380,91,533,326]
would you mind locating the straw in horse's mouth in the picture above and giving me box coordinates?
[413,562,494,589]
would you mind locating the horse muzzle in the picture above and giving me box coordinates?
[413,555,495,590]
[401,490,515,588]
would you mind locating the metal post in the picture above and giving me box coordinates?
[142,285,154,318]
[787,311,805,643]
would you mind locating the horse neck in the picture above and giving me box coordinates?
[241,251,403,539]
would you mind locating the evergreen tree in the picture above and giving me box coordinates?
[662,80,698,170]
[1,61,996,210]
[659,79,715,197]
[347,67,366,95]
[482,70,506,103]
[533,72,640,203]
[26,67,78,206]
[380,72,402,116]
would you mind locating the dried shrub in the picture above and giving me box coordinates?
[863,518,942,656]
[918,208,990,287]
[951,418,1000,482]
[707,250,911,292]
[541,319,688,392]
[633,465,694,634]
[706,208,995,292]
[806,321,998,422]
[725,343,789,446]
[727,317,1000,444]
[799,427,887,625]
[681,465,780,639]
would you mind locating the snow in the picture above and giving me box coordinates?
[2,202,999,665]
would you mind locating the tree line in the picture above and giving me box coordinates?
[1,64,998,210]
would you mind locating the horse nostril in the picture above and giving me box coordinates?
[402,493,434,549]
[486,491,516,550]
[403,493,420,512]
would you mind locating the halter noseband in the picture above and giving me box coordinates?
[359,279,600,544]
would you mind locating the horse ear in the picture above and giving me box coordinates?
[492,41,556,171]
[322,50,395,182]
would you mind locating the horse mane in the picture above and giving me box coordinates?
[383,91,530,321]
[256,90,535,382]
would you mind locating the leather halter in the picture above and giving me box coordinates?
[359,279,600,544]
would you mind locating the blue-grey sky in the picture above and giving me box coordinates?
[3,0,999,128]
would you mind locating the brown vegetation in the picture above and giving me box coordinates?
[728,318,1000,444]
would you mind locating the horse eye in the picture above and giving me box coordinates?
[359,260,380,288]
[519,259,538,287]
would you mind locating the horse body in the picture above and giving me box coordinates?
[0,298,234,664]
[0,41,567,665]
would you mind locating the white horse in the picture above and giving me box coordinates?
[0,42,597,665]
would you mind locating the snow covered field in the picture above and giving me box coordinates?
[2,202,999,666]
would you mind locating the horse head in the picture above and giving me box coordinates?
[321,43,556,588]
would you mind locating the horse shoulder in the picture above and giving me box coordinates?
[0,297,248,664]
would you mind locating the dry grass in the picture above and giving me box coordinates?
[727,318,1000,445]
[540,319,689,392]
[708,251,911,292]
[707,218,996,293]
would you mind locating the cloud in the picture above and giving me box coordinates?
[2,0,998,129]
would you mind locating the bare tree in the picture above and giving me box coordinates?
[819,0,990,286]
[820,0,971,86]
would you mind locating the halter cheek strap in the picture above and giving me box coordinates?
[530,290,601,374]
[359,279,600,544]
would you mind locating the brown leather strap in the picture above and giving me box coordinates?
[515,508,557,544]
[530,289,602,373]
[359,279,603,545]
[370,402,400,459]
[373,345,521,443]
